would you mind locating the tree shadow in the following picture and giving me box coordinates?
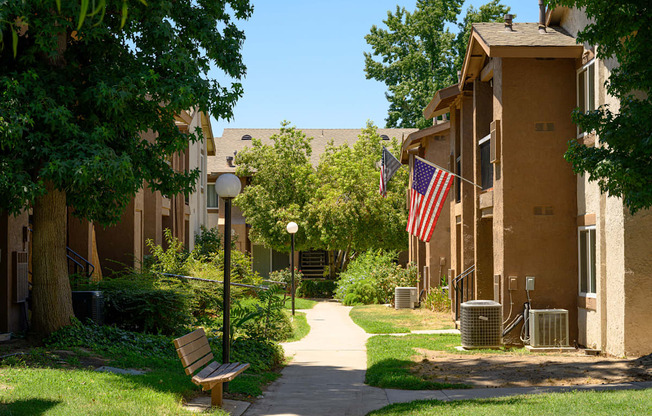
[1,399,61,415]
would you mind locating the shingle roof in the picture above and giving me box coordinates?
[208,128,418,174]
[474,23,578,47]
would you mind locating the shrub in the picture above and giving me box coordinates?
[298,279,336,298]
[194,225,223,257]
[424,286,449,312]
[269,267,303,293]
[87,275,192,335]
[335,250,419,306]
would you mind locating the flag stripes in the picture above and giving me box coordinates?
[406,156,453,242]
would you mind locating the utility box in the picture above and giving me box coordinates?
[71,291,105,325]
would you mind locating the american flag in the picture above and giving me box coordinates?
[379,147,401,196]
[406,156,453,242]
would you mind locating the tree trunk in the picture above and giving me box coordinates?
[31,181,74,335]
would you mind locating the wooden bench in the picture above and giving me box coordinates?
[173,328,250,407]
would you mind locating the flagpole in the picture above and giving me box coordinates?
[415,155,482,189]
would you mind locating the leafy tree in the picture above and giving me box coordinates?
[0,0,252,334]
[234,122,317,252]
[546,0,652,214]
[306,122,407,272]
[234,122,408,275]
[364,0,509,129]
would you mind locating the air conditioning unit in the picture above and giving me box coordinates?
[72,291,105,325]
[460,300,502,349]
[395,287,418,309]
[529,309,569,347]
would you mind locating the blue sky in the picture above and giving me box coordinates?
[210,1,540,136]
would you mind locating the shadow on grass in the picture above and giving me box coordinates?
[1,398,61,415]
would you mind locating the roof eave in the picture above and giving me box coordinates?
[400,121,450,164]
[423,84,460,120]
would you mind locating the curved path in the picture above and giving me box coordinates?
[244,301,652,416]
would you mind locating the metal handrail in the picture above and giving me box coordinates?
[66,247,95,278]
[453,265,475,321]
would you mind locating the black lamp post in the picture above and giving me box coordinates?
[286,221,298,316]
[214,173,241,381]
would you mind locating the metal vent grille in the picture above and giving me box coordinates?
[395,287,417,309]
[529,309,569,347]
[460,300,502,348]
[12,251,29,303]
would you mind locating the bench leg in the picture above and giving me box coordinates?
[211,382,223,407]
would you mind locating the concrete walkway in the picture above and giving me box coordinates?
[243,301,652,416]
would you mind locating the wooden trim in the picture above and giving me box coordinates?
[173,328,205,349]
[480,59,494,82]
[577,213,596,226]
[489,45,583,58]
[578,295,596,310]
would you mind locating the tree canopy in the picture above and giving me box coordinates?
[0,0,252,334]
[234,122,408,272]
[546,0,652,214]
[364,0,510,129]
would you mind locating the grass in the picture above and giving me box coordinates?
[0,365,228,416]
[366,389,652,415]
[365,334,524,390]
[350,305,454,334]
[282,311,310,343]
[283,297,318,310]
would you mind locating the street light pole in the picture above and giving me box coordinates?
[286,222,298,316]
[214,173,241,391]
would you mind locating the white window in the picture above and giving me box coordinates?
[207,184,218,208]
[578,226,596,296]
[576,60,595,137]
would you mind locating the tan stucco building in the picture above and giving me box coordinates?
[0,109,213,334]
[403,8,652,357]
[208,128,416,278]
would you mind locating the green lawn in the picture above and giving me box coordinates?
[283,297,318,310]
[282,311,310,343]
[366,334,524,390]
[0,366,227,416]
[366,389,652,416]
[350,305,454,334]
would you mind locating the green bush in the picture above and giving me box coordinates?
[425,286,450,312]
[334,250,419,306]
[194,225,223,257]
[298,279,336,298]
[86,275,192,335]
[269,267,303,293]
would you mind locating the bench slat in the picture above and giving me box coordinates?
[176,336,210,360]
[194,362,238,385]
[184,352,214,376]
[202,363,249,385]
[173,328,206,349]
[179,342,212,368]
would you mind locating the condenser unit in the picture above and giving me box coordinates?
[72,291,105,325]
[395,287,418,309]
[460,300,502,349]
[529,309,569,347]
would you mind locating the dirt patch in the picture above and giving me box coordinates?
[411,349,652,388]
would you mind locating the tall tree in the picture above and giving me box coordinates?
[546,0,652,214]
[233,122,408,274]
[364,0,509,129]
[0,0,252,335]
[306,122,407,272]
[234,122,317,252]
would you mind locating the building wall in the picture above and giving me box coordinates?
[497,57,579,344]
[0,212,29,333]
[96,191,143,273]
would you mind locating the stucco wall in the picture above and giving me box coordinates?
[498,57,579,344]
[0,212,29,333]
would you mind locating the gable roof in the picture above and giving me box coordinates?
[460,22,583,87]
[208,128,418,174]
